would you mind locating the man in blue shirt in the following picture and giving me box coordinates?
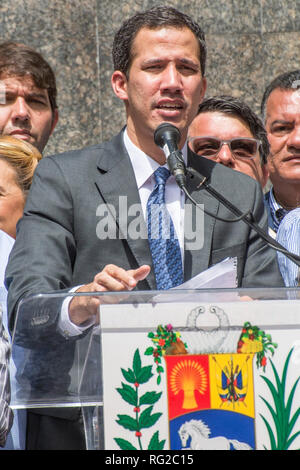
[261,70,300,234]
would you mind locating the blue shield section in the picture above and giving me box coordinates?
[170,409,255,450]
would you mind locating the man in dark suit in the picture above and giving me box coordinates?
[188,95,269,188]
[6,6,284,449]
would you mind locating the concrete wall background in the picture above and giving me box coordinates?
[1,0,299,156]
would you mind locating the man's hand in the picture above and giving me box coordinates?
[69,264,151,326]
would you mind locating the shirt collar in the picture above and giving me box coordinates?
[269,187,282,212]
[123,127,188,189]
[269,187,289,230]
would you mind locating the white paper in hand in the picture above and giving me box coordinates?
[153,257,237,302]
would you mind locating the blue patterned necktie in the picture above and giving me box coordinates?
[147,166,184,290]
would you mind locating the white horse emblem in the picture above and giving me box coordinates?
[179,419,252,450]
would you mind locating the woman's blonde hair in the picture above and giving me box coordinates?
[0,135,42,192]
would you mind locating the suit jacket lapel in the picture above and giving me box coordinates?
[94,132,156,289]
[183,149,220,281]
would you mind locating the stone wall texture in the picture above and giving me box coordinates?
[1,0,300,155]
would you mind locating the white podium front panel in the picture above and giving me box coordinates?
[10,288,300,450]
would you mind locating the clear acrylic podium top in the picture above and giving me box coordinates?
[9,287,300,411]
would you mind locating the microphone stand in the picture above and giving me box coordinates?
[153,121,300,269]
[184,166,300,268]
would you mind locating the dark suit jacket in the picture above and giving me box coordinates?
[6,130,283,329]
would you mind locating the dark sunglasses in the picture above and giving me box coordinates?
[188,136,261,160]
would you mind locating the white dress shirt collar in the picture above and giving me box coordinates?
[123,127,187,186]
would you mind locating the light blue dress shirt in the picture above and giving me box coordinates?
[276,208,300,287]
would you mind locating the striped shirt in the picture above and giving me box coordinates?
[0,305,13,447]
[276,208,300,287]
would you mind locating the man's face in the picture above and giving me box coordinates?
[188,111,268,187]
[0,75,58,152]
[265,88,300,187]
[111,26,206,158]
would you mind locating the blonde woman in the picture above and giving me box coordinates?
[0,136,41,450]
[0,136,42,239]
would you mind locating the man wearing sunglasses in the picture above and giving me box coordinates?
[188,95,269,188]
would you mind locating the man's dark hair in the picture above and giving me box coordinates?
[261,70,300,121]
[112,6,206,78]
[0,42,57,113]
[196,95,269,165]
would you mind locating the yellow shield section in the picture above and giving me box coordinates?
[209,353,255,418]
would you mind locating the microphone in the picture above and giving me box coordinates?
[154,123,186,189]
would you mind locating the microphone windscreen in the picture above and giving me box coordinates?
[154,123,181,148]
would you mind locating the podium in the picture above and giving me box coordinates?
[10,287,300,450]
